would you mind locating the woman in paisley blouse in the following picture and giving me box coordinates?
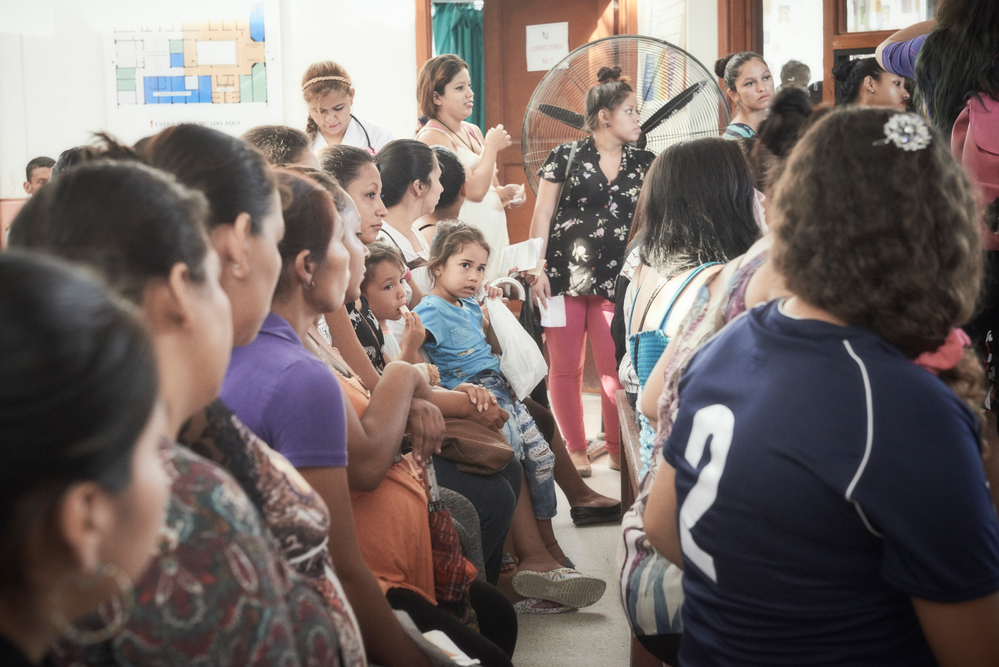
[10,157,347,665]
[526,65,655,474]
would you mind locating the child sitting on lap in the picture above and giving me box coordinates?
[361,242,427,367]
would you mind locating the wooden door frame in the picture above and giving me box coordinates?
[823,2,891,105]
[718,0,764,58]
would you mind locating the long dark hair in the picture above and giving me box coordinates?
[0,252,158,593]
[376,139,437,208]
[915,0,999,134]
[9,161,210,304]
[274,170,338,296]
[319,144,376,188]
[636,138,760,277]
[144,124,276,234]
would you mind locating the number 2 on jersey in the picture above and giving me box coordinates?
[679,404,734,584]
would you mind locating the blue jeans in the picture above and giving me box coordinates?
[466,369,558,520]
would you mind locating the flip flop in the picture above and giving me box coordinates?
[512,568,606,608]
[570,503,623,526]
[512,598,577,614]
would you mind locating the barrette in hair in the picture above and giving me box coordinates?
[873,113,931,152]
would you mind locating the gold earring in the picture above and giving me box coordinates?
[50,562,134,645]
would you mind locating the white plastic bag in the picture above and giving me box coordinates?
[485,297,548,401]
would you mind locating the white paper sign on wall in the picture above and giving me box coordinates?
[526,22,569,72]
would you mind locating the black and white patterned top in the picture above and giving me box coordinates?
[539,136,654,300]
[346,296,385,373]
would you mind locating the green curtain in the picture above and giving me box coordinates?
[433,3,485,132]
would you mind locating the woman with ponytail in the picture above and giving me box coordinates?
[302,60,394,154]
[525,65,654,475]
[715,52,775,140]
[831,57,909,109]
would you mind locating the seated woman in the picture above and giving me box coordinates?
[143,124,366,664]
[221,170,516,666]
[416,145,467,246]
[644,108,999,665]
[831,57,909,110]
[619,92,819,666]
[11,160,345,665]
[0,253,169,666]
[622,138,762,480]
[242,124,322,168]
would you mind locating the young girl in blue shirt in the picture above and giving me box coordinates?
[414,222,607,610]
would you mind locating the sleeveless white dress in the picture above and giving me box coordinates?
[420,121,510,282]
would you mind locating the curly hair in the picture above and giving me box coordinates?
[771,107,983,409]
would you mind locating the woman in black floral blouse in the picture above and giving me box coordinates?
[525,66,654,475]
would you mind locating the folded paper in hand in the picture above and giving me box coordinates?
[499,238,544,277]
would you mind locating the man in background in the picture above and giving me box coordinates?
[23,156,54,195]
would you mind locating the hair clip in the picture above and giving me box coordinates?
[874,113,931,152]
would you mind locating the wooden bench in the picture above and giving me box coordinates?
[616,389,666,667]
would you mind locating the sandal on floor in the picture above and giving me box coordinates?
[569,503,623,526]
[511,568,606,608]
[512,598,577,614]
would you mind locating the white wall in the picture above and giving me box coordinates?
[0,0,418,199]
[686,0,718,77]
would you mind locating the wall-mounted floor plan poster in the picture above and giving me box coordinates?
[104,0,281,143]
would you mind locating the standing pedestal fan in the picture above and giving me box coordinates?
[522,35,730,194]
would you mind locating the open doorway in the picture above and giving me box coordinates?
[431,1,486,131]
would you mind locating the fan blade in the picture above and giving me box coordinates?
[639,81,707,137]
[537,103,585,131]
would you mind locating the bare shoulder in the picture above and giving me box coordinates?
[417,126,455,149]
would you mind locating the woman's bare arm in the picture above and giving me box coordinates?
[643,460,684,568]
[912,593,999,667]
[343,361,441,491]
[298,466,432,667]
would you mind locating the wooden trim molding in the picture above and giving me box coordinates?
[415,0,433,66]
[717,0,763,57]
[822,0,891,105]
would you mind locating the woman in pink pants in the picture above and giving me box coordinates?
[525,65,654,475]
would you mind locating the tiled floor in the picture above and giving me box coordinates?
[513,393,631,667]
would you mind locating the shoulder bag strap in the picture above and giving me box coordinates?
[655,262,723,331]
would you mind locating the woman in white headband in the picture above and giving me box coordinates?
[302,60,394,155]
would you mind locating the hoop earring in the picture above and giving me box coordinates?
[50,562,134,645]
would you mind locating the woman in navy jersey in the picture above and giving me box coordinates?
[644,107,999,666]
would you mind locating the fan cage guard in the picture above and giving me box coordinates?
[521,35,731,194]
